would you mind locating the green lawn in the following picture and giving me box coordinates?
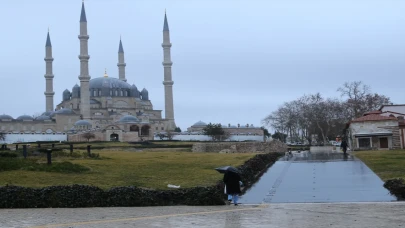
[0,150,255,189]
[355,150,405,181]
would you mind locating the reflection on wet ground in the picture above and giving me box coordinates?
[239,151,396,204]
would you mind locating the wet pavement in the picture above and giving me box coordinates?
[239,151,396,204]
[2,202,405,227]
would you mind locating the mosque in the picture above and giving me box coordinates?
[0,2,176,143]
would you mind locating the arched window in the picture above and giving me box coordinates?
[98,90,101,96]
[130,125,139,132]
[141,125,150,136]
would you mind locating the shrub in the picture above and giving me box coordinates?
[384,178,405,200]
[0,152,18,158]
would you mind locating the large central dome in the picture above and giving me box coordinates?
[89,77,131,90]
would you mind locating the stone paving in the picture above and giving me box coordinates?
[240,151,396,204]
[1,202,405,228]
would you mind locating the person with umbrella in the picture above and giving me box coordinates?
[216,166,242,206]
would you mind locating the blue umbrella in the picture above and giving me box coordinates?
[215,166,240,174]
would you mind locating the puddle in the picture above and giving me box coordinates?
[239,151,396,204]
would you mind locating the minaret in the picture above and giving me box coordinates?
[117,37,126,82]
[44,30,55,112]
[78,1,91,119]
[162,12,176,129]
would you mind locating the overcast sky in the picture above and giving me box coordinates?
[0,0,404,131]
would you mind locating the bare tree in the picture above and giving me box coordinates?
[166,131,175,140]
[338,81,390,118]
[82,132,95,142]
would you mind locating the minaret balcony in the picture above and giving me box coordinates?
[44,74,54,79]
[44,92,55,96]
[163,81,174,86]
[78,35,89,40]
[78,75,91,81]
[162,61,173,67]
[117,63,127,67]
[44,57,54,61]
[78,55,90,60]
[162,43,172,48]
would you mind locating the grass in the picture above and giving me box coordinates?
[0,150,255,190]
[354,149,405,181]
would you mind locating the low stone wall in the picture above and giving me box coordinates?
[192,140,287,153]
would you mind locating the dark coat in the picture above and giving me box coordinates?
[341,141,348,149]
[223,171,241,194]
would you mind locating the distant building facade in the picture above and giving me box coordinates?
[345,105,405,150]
[0,2,176,143]
[186,121,264,136]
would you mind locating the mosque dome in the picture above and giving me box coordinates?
[118,115,139,123]
[63,89,71,101]
[41,111,54,116]
[130,84,140,98]
[0,114,13,120]
[140,88,149,100]
[53,108,75,115]
[74,120,92,126]
[16,115,34,121]
[72,84,80,98]
[89,77,131,90]
[193,121,207,126]
[35,115,51,121]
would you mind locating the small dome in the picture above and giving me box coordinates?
[119,115,139,123]
[41,111,53,116]
[63,89,71,101]
[54,108,75,115]
[35,115,51,121]
[16,115,34,121]
[130,84,140,98]
[74,120,92,126]
[72,84,80,98]
[193,121,207,126]
[140,88,149,100]
[0,114,13,120]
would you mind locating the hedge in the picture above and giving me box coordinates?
[384,178,405,200]
[0,152,282,208]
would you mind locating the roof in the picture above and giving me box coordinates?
[80,2,87,22]
[351,114,397,123]
[118,115,139,123]
[163,13,169,31]
[378,104,405,111]
[363,110,381,116]
[193,121,207,126]
[46,31,52,47]
[118,39,124,53]
[0,114,13,120]
[89,77,131,90]
[16,115,34,121]
[75,120,92,126]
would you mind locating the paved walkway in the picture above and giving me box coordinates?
[241,151,395,204]
[1,202,405,228]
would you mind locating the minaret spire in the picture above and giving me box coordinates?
[117,37,126,82]
[80,1,87,22]
[162,11,176,130]
[78,1,91,119]
[44,30,55,112]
